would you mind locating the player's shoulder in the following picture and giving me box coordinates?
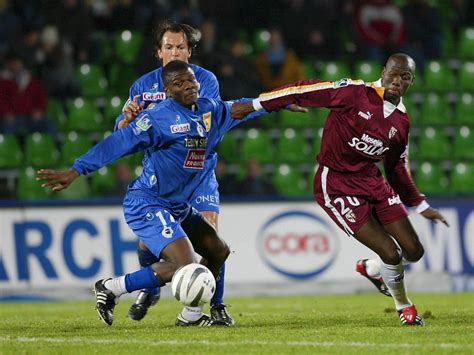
[190,63,217,81]
[197,97,220,110]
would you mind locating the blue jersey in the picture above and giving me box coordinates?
[75,97,262,218]
[115,64,222,212]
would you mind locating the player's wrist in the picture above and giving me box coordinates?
[415,200,430,214]
[252,98,263,111]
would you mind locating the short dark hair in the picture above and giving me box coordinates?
[155,21,199,51]
[161,60,192,84]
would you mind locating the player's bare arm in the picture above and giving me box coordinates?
[230,101,308,119]
[421,207,450,227]
[36,168,80,191]
[118,95,145,128]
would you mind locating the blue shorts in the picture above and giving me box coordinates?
[123,193,192,259]
[190,168,220,213]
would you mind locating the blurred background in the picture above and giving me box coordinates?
[0,0,473,201]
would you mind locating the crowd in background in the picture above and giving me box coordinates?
[1,0,474,200]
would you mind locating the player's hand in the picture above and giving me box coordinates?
[36,168,80,192]
[121,95,144,127]
[285,104,308,113]
[231,102,255,119]
[421,207,449,227]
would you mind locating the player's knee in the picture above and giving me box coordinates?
[405,244,424,262]
[380,245,402,265]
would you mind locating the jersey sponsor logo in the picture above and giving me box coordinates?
[357,111,373,120]
[389,126,398,139]
[203,112,212,132]
[388,194,402,206]
[170,123,191,133]
[133,115,152,134]
[184,136,207,148]
[142,91,166,101]
[348,133,389,156]
[183,149,205,169]
[333,78,348,88]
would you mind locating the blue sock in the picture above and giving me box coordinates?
[137,247,161,296]
[211,263,225,305]
[125,266,161,293]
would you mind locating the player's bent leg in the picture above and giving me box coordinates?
[355,259,391,297]
[383,217,424,262]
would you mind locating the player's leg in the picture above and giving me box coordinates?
[128,239,161,321]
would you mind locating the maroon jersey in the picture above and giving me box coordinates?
[258,78,425,208]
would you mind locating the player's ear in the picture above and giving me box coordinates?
[157,48,163,60]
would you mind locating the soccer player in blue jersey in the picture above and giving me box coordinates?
[37,60,275,326]
[116,21,232,325]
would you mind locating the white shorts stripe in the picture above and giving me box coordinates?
[321,166,354,237]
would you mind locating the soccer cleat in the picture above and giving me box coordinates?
[398,304,424,326]
[93,279,118,326]
[210,304,235,326]
[175,313,228,327]
[128,290,161,321]
[356,259,391,297]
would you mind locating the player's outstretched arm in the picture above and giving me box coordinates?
[36,168,80,192]
[421,207,450,227]
[230,101,307,119]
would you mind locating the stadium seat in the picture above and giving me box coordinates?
[278,109,314,128]
[420,93,451,125]
[453,126,474,159]
[241,128,273,163]
[0,134,22,168]
[272,164,309,196]
[275,128,311,163]
[61,132,93,165]
[302,60,316,78]
[75,63,108,97]
[115,30,143,64]
[458,27,474,59]
[313,108,330,126]
[24,133,59,167]
[319,61,351,81]
[354,61,382,82]
[450,162,474,193]
[67,97,104,132]
[253,29,270,52]
[459,62,474,91]
[455,93,474,125]
[402,95,420,125]
[90,166,118,196]
[104,96,125,124]
[414,161,447,194]
[17,166,54,200]
[217,131,239,163]
[423,61,455,92]
[47,98,68,131]
[311,127,324,157]
[56,174,90,199]
[108,63,137,96]
[416,126,450,160]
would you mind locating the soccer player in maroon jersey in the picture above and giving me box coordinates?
[232,53,449,326]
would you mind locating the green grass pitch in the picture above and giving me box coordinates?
[1,293,473,354]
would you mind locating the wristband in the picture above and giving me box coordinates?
[252,98,263,111]
[415,200,430,213]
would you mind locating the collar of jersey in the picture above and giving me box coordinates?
[372,79,407,118]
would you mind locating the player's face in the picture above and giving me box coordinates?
[381,58,415,105]
[165,68,199,107]
[158,31,192,65]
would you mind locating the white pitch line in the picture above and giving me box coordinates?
[0,336,470,350]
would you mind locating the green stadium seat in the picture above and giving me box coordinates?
[423,61,455,92]
[67,97,104,132]
[414,161,447,194]
[272,164,309,196]
[90,166,118,196]
[253,29,270,53]
[458,27,474,59]
[416,127,450,160]
[56,174,90,199]
[17,166,54,200]
[108,63,137,96]
[311,127,324,157]
[241,128,273,163]
[115,30,143,64]
[104,96,125,125]
[0,134,22,168]
[354,61,382,82]
[275,128,311,163]
[313,107,330,126]
[61,132,93,165]
[453,126,474,159]
[450,162,474,193]
[47,98,68,131]
[217,131,239,163]
[75,63,108,97]
[24,133,59,167]
[455,93,474,125]
[403,95,420,125]
[278,109,314,128]
[420,93,451,125]
[459,62,474,91]
[319,61,351,81]
[302,60,316,78]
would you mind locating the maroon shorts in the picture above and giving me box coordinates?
[313,165,408,237]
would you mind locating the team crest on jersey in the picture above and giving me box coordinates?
[162,226,173,238]
[203,112,212,132]
[133,115,152,135]
[389,126,398,139]
[345,210,356,223]
[333,78,348,88]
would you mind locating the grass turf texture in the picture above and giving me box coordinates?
[1,293,473,354]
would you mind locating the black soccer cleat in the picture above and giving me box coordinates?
[175,313,228,327]
[128,290,161,321]
[210,304,235,326]
[93,278,117,326]
[356,259,391,297]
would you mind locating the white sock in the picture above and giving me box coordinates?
[104,276,127,297]
[180,306,204,321]
[380,262,412,311]
[365,258,382,279]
